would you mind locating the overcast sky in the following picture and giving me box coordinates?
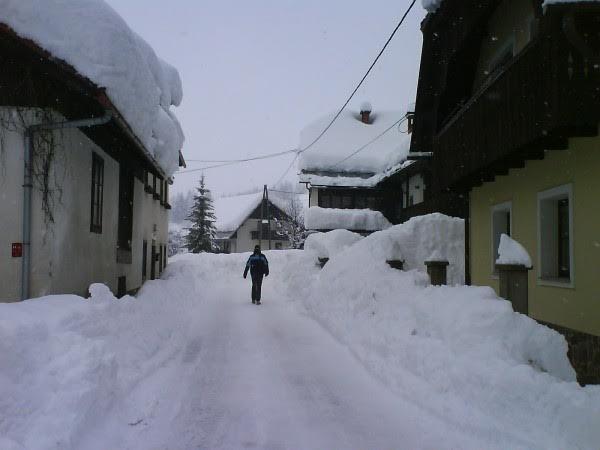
[106,0,426,197]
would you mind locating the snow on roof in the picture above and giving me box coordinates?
[305,207,392,232]
[0,0,184,176]
[298,109,411,178]
[300,160,415,188]
[213,191,305,236]
[422,0,597,14]
[422,0,443,13]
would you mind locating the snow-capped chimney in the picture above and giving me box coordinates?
[360,101,372,124]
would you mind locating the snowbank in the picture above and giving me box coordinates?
[292,224,600,449]
[304,229,363,259]
[305,206,391,231]
[345,213,466,284]
[0,0,184,176]
[496,234,532,268]
[298,109,410,175]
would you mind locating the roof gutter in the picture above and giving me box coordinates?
[21,112,112,300]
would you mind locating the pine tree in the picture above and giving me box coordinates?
[185,175,217,253]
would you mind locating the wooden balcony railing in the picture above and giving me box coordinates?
[433,6,600,190]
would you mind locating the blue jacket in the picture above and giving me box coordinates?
[244,252,269,278]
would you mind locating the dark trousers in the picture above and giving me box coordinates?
[251,276,263,301]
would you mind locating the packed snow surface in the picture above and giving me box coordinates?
[305,206,391,231]
[496,234,533,268]
[1,220,600,448]
[304,229,363,258]
[0,0,184,176]
[298,109,410,175]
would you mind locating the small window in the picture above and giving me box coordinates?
[538,185,573,285]
[275,242,282,250]
[491,201,512,274]
[320,191,331,208]
[355,194,367,209]
[90,153,104,233]
[160,179,165,205]
[342,195,353,209]
[142,240,148,281]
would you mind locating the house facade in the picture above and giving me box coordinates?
[411,0,600,382]
[0,18,184,300]
[213,193,293,253]
[299,105,418,230]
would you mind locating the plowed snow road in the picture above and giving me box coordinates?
[76,256,493,450]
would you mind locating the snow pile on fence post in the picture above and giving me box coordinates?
[305,207,391,231]
[496,234,532,267]
[304,229,363,259]
[0,0,184,176]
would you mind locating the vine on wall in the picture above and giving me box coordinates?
[0,107,64,225]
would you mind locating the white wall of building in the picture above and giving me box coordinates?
[226,218,290,254]
[0,108,169,301]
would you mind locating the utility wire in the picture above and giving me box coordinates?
[273,153,299,187]
[175,0,416,176]
[297,0,417,155]
[184,149,295,164]
[330,116,407,169]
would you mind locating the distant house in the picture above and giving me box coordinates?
[299,104,420,232]
[411,0,600,382]
[213,193,297,253]
[0,3,185,301]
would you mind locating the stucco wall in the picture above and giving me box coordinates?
[0,108,169,301]
[470,133,600,336]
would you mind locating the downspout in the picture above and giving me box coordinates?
[21,112,112,300]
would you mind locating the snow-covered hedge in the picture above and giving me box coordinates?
[0,0,184,176]
[305,206,391,231]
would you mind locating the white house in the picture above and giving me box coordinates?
[298,104,414,232]
[0,1,185,301]
[213,192,300,253]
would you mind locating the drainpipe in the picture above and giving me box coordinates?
[21,112,112,300]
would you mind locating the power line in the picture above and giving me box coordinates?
[184,149,296,164]
[175,0,417,176]
[297,0,417,155]
[273,152,299,187]
[330,116,407,169]
[177,149,297,174]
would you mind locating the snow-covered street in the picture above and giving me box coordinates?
[88,259,482,450]
[2,226,600,449]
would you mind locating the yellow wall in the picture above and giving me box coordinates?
[470,134,600,336]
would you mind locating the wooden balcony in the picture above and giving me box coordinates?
[433,5,600,190]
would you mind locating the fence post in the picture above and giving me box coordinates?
[496,264,530,314]
[425,260,449,285]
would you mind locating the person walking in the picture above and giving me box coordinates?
[243,245,269,305]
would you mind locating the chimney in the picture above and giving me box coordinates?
[360,101,372,124]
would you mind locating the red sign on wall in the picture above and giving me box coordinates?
[12,243,22,258]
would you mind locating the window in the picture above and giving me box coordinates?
[142,240,147,281]
[160,179,165,205]
[538,184,573,285]
[117,164,134,261]
[491,201,512,274]
[90,153,104,233]
[320,191,331,208]
[275,242,282,250]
